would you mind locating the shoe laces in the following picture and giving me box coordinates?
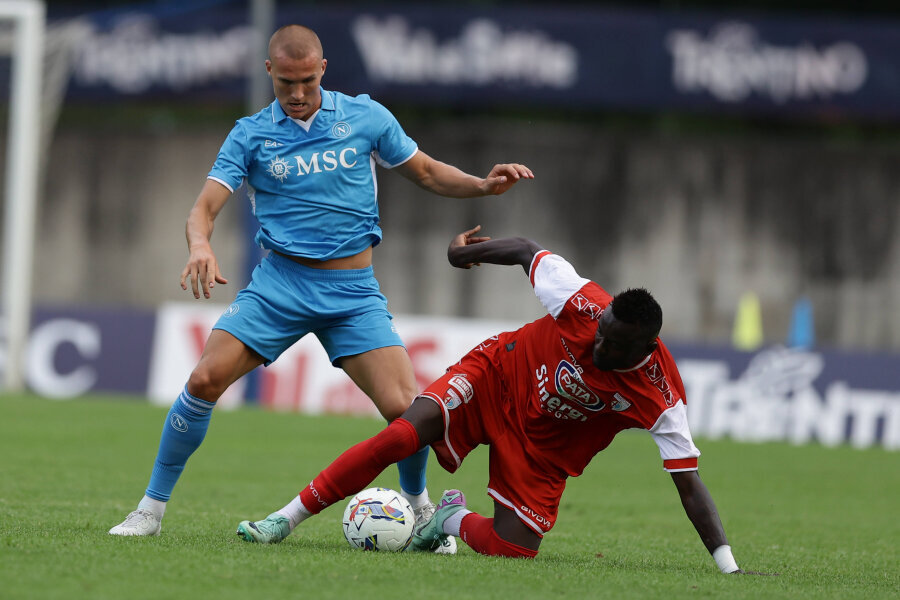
[123,509,157,526]
[414,502,436,527]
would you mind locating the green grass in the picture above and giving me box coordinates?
[0,393,897,600]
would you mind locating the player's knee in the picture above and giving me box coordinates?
[186,366,226,401]
[375,387,417,421]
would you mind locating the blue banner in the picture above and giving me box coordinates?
[34,3,900,120]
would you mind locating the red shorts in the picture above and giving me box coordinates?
[420,348,563,535]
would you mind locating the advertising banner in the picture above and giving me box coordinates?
[3,304,897,450]
[22,3,900,120]
[15,306,155,398]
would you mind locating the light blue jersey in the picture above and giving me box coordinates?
[208,89,418,260]
[140,90,431,516]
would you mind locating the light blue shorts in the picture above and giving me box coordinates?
[213,252,403,366]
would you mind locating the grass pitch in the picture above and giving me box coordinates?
[0,393,896,600]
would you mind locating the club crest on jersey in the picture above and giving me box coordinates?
[267,156,293,182]
[555,361,604,411]
[332,121,351,138]
[611,392,632,412]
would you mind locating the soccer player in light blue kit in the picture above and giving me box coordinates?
[108,25,533,549]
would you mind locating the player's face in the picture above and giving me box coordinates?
[266,54,327,120]
[592,307,656,371]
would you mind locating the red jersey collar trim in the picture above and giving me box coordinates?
[613,353,653,373]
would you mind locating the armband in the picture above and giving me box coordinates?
[713,545,740,573]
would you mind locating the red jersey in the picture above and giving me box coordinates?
[428,250,699,481]
[422,250,700,533]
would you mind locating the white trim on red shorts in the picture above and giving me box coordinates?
[419,392,462,469]
[487,487,546,536]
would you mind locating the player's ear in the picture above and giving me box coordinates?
[321,58,327,75]
[645,338,659,354]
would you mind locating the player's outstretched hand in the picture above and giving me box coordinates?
[482,163,534,195]
[448,225,491,268]
[181,244,228,299]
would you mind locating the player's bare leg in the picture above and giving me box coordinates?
[340,346,457,553]
[185,330,267,400]
[491,503,542,552]
[340,345,418,420]
[110,331,264,536]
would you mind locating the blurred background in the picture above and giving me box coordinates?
[1,0,898,449]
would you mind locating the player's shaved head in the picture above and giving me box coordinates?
[268,25,323,60]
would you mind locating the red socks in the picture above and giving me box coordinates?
[297,417,537,561]
[459,513,539,559]
[300,418,420,514]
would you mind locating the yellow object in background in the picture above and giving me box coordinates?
[732,291,764,351]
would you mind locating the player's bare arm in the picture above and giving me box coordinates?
[447,225,543,272]
[670,470,729,552]
[180,180,231,299]
[396,150,533,198]
[670,471,776,575]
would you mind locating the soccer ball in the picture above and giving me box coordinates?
[342,487,415,552]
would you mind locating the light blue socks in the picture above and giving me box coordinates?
[397,445,429,496]
[145,387,214,502]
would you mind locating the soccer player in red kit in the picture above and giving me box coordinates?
[237,226,762,574]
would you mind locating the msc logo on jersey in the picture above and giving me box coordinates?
[267,156,293,182]
[555,361,604,411]
[332,121,351,138]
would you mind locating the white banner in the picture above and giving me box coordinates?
[146,303,518,415]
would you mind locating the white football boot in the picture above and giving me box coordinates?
[108,509,162,536]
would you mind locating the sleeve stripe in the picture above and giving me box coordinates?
[206,176,234,194]
[663,457,698,471]
[529,250,552,287]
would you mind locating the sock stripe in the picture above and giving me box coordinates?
[179,388,214,415]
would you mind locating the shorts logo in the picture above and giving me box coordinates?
[520,505,551,529]
[332,121,351,138]
[223,303,240,317]
[447,374,474,404]
[267,156,293,182]
[442,387,463,410]
[170,414,188,432]
[555,361,603,411]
